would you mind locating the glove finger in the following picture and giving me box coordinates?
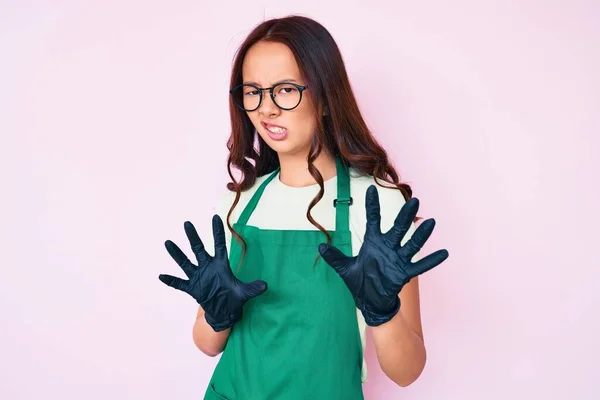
[318,243,352,274]
[158,274,190,292]
[212,214,228,259]
[184,221,211,266]
[365,185,382,237]
[405,249,449,277]
[385,197,419,246]
[398,218,436,259]
[241,280,268,302]
[165,240,196,278]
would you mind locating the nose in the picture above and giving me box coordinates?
[257,89,280,115]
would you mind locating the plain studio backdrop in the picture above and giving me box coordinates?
[1,1,598,399]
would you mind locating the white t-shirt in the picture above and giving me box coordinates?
[212,167,417,383]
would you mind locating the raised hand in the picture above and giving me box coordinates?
[318,185,449,326]
[159,215,268,332]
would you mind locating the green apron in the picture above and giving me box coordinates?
[204,157,364,400]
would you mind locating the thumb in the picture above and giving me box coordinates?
[318,243,351,274]
[158,274,188,292]
[241,280,268,302]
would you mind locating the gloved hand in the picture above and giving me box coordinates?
[318,185,449,327]
[159,215,268,332]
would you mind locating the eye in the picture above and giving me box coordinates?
[277,84,298,95]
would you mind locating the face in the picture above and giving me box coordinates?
[241,41,319,158]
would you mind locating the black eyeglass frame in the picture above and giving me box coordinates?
[229,82,309,111]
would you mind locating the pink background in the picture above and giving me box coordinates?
[1,1,599,399]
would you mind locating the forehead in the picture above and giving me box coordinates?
[242,41,302,85]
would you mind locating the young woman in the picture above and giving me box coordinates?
[159,15,449,400]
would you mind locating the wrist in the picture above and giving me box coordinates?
[204,309,243,332]
[361,296,401,327]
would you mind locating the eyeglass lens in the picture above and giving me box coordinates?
[232,83,302,111]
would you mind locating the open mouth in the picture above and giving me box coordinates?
[262,122,288,141]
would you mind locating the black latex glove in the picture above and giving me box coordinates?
[159,215,268,332]
[318,185,449,327]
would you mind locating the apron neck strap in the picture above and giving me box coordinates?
[236,168,278,226]
[236,156,351,232]
[334,156,351,232]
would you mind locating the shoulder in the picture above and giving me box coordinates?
[349,168,407,210]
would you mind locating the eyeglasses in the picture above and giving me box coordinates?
[229,82,309,111]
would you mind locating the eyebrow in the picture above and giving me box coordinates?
[242,78,298,86]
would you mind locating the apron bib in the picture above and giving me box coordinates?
[204,157,364,400]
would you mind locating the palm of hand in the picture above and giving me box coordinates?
[159,216,267,331]
[349,232,414,313]
[319,185,449,326]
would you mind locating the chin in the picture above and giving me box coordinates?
[269,145,297,156]
[263,139,298,155]
[258,132,312,157]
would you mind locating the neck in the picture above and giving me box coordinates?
[277,150,336,188]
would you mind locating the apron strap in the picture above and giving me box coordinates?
[334,156,351,232]
[235,156,352,232]
[237,168,280,226]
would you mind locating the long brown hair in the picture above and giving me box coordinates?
[224,15,415,269]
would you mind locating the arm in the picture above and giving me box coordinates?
[159,216,265,358]
[370,186,430,386]
[192,305,231,357]
[372,276,426,386]
[191,190,237,357]
[319,185,448,387]
[192,190,240,357]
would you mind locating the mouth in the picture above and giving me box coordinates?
[261,121,288,141]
